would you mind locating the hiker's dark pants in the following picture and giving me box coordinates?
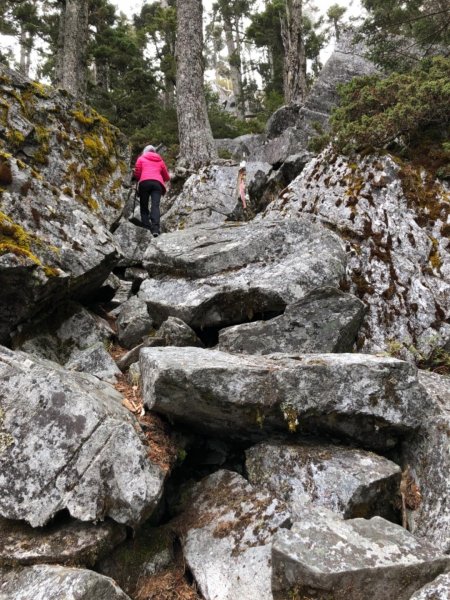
[138,180,163,233]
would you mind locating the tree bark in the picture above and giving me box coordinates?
[176,0,217,169]
[55,0,89,99]
[281,0,307,105]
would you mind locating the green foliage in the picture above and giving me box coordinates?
[361,0,450,71]
[205,86,264,138]
[325,57,450,164]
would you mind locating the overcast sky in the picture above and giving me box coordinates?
[112,0,363,21]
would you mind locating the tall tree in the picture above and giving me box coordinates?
[326,4,346,41]
[175,0,217,169]
[55,0,89,98]
[281,0,307,104]
[213,0,252,118]
[135,1,177,109]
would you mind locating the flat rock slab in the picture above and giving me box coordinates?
[402,371,450,553]
[0,346,165,527]
[219,286,366,355]
[139,219,346,329]
[178,470,290,600]
[0,517,126,567]
[0,565,131,599]
[245,441,401,519]
[409,573,450,599]
[272,513,450,600]
[140,347,427,449]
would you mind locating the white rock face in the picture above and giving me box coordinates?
[0,517,126,567]
[245,441,401,519]
[0,565,131,599]
[409,573,450,599]
[179,470,290,600]
[262,150,450,356]
[402,371,450,553]
[272,512,450,600]
[140,218,346,329]
[0,346,165,527]
[140,347,428,450]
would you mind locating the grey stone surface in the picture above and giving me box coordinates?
[0,565,131,599]
[114,221,155,267]
[179,470,290,600]
[272,512,450,600]
[109,279,133,309]
[262,150,450,356]
[14,303,115,369]
[140,219,346,330]
[402,371,450,553]
[219,286,366,355]
[140,347,428,449]
[409,573,450,600]
[0,346,165,527]
[117,295,153,349]
[161,162,273,231]
[0,517,126,567]
[65,342,121,383]
[0,66,128,344]
[157,317,203,347]
[245,441,401,520]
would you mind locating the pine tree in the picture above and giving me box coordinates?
[176,0,217,169]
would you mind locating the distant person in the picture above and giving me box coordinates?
[134,144,170,237]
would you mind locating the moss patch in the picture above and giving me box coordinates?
[0,211,59,276]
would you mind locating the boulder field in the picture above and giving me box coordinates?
[1,41,450,599]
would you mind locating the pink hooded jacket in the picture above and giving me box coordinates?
[134,151,170,193]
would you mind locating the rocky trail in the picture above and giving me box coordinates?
[1,37,450,600]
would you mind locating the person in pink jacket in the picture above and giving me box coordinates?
[134,144,170,237]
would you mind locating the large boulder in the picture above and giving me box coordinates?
[272,512,450,600]
[140,347,428,449]
[116,295,154,349]
[0,67,129,344]
[12,303,120,382]
[262,150,450,356]
[219,286,366,355]
[0,517,126,568]
[245,441,401,520]
[402,371,450,553]
[161,162,273,231]
[0,565,131,599]
[139,218,346,329]
[113,221,156,268]
[0,346,165,527]
[177,470,290,600]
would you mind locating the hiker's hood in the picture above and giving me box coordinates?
[142,151,163,163]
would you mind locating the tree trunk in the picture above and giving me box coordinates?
[281,0,307,105]
[223,14,245,119]
[55,0,89,99]
[176,0,217,170]
[19,28,29,75]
